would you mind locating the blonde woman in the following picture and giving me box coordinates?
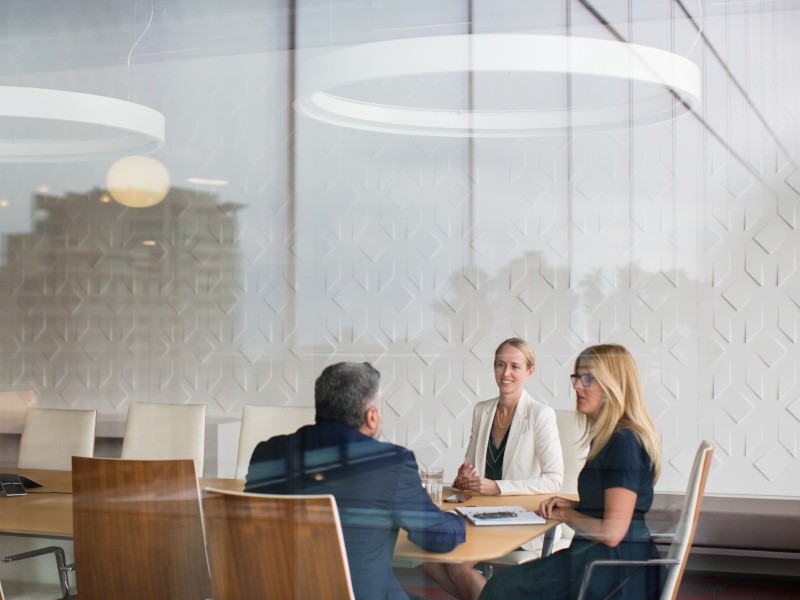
[479,343,663,600]
[424,338,564,600]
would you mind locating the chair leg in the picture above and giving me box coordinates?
[480,563,493,579]
[1,546,74,600]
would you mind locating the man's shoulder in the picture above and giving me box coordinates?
[352,433,414,464]
[249,430,296,460]
[251,422,412,464]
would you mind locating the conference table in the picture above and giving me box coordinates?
[0,467,242,540]
[393,487,573,563]
[0,467,572,563]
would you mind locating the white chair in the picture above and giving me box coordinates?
[486,409,588,568]
[234,405,315,479]
[4,407,91,599]
[0,389,37,413]
[120,402,207,475]
[18,408,97,470]
[576,440,714,600]
[0,390,38,446]
[555,410,588,494]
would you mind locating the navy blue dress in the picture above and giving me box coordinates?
[479,428,662,600]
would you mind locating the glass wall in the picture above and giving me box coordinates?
[0,0,798,495]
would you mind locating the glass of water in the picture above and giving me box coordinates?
[422,467,444,505]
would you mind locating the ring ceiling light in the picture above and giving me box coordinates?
[295,34,702,137]
[0,86,165,161]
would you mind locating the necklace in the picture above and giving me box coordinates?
[495,409,515,429]
[488,435,506,464]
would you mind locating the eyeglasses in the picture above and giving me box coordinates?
[569,373,595,387]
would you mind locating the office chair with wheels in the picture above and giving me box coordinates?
[576,440,714,600]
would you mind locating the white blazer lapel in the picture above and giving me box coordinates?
[474,400,495,477]
[501,390,532,477]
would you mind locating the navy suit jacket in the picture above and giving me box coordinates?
[245,420,466,600]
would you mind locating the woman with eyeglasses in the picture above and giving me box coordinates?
[424,337,564,600]
[479,343,663,600]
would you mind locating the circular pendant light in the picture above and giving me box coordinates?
[294,34,702,137]
[0,86,165,162]
[106,155,171,208]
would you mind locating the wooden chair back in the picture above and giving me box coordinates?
[663,440,714,600]
[18,407,97,470]
[234,405,315,479]
[202,488,354,600]
[120,402,207,475]
[71,457,211,600]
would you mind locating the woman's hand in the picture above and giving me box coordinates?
[460,472,501,495]
[538,496,578,520]
[453,461,476,490]
[539,488,637,547]
[454,461,500,494]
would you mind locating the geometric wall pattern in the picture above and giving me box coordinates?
[1,1,799,496]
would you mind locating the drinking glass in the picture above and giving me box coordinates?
[422,467,444,505]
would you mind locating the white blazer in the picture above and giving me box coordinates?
[464,390,564,495]
[462,390,564,551]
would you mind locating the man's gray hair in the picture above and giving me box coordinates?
[315,362,381,429]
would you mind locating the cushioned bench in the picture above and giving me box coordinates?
[647,493,800,575]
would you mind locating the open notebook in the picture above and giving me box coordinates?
[456,505,546,526]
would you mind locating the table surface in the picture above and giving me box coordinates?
[0,467,73,538]
[0,468,571,563]
[0,467,242,539]
[393,487,570,563]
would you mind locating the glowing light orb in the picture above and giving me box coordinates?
[106,155,170,208]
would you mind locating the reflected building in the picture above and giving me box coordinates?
[0,187,245,411]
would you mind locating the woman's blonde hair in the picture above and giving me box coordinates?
[576,344,661,481]
[495,338,536,369]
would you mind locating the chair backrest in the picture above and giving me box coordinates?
[555,410,588,493]
[0,389,38,438]
[18,407,97,470]
[71,457,211,600]
[663,440,714,600]
[120,402,206,475]
[0,389,37,413]
[234,405,315,479]
[202,488,354,600]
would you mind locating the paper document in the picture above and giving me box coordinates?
[456,505,546,526]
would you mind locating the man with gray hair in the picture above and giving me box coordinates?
[246,362,465,600]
